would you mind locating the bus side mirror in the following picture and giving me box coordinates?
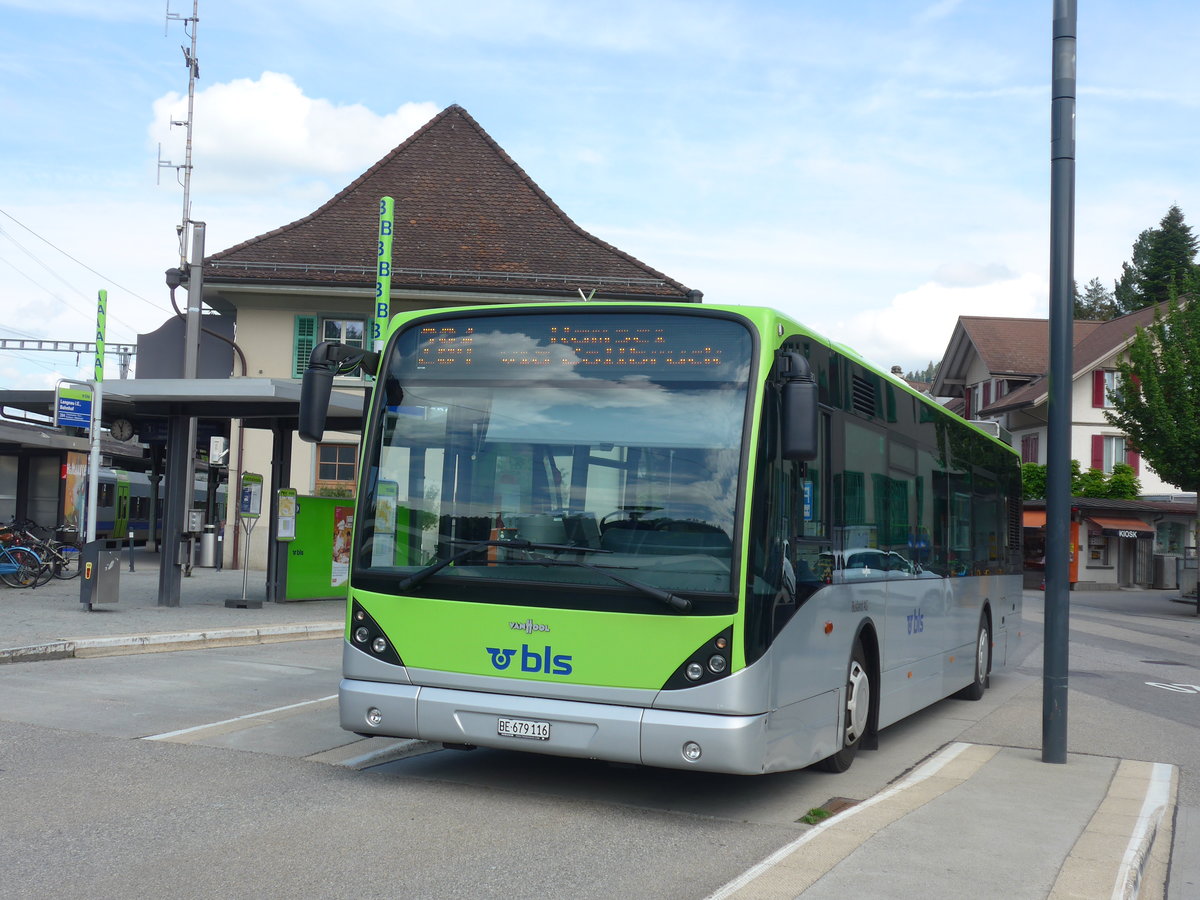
[299,342,380,443]
[778,352,818,460]
[300,365,333,443]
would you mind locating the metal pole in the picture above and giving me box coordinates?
[1043,0,1077,765]
[86,291,107,545]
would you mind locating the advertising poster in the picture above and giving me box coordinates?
[372,481,398,567]
[63,451,89,534]
[332,505,354,586]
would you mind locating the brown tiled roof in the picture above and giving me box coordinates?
[204,105,695,301]
[981,304,1169,415]
[960,316,1104,376]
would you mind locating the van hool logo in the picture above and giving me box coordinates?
[510,619,550,634]
[486,644,573,676]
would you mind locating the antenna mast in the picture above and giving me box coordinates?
[161,0,200,268]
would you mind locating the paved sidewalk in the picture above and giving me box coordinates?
[0,546,343,663]
[708,742,1177,900]
[0,553,1183,898]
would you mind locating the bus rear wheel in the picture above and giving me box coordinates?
[816,640,871,773]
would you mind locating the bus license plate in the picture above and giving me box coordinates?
[497,717,550,740]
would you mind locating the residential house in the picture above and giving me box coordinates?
[194,104,697,569]
[932,307,1196,589]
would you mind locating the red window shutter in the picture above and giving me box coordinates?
[983,382,992,407]
[1091,435,1104,470]
[1126,448,1140,474]
[1092,370,1106,407]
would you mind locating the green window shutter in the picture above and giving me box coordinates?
[293,315,317,378]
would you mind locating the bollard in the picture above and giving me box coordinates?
[128,531,135,572]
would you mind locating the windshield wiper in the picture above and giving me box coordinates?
[396,538,692,613]
[396,538,608,593]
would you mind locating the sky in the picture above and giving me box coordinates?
[2,0,1199,393]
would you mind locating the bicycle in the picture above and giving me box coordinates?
[11,519,83,580]
[0,529,50,588]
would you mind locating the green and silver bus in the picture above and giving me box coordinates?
[299,302,1022,775]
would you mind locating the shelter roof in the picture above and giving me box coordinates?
[0,379,366,433]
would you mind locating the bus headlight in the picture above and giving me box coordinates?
[662,626,735,690]
[682,741,702,761]
[348,600,405,667]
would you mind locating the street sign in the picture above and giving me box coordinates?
[55,384,93,428]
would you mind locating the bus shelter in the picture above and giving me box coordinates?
[0,378,365,605]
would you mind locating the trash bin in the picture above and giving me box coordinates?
[197,525,217,567]
[79,539,122,608]
[1154,555,1178,590]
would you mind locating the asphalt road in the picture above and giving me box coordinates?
[1,589,1195,898]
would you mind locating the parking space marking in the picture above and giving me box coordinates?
[142,694,338,742]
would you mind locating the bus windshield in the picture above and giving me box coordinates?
[354,311,754,608]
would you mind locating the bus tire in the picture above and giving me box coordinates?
[956,614,991,701]
[815,639,871,773]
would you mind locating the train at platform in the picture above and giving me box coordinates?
[79,468,224,543]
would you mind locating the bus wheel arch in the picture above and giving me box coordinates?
[815,622,879,772]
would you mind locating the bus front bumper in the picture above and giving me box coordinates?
[339,677,784,775]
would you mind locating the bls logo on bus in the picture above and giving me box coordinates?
[486,644,573,676]
[907,608,924,635]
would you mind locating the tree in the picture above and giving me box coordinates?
[1113,206,1199,313]
[1020,458,1138,500]
[1105,462,1141,500]
[1105,295,1200,588]
[1074,277,1117,320]
[905,360,939,383]
[1114,229,1155,313]
[1021,462,1047,499]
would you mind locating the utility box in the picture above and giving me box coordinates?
[79,539,122,609]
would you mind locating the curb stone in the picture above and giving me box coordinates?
[0,622,343,664]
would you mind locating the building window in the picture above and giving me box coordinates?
[323,318,365,348]
[1090,434,1141,475]
[293,314,367,378]
[1086,525,1110,566]
[1090,434,1125,473]
[316,443,358,496]
[1092,369,1120,408]
[1020,433,1039,464]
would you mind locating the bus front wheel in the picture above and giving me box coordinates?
[955,614,991,701]
[815,640,871,773]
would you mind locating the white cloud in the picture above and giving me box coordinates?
[834,272,1047,372]
[150,73,439,195]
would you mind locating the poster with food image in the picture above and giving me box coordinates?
[332,506,354,586]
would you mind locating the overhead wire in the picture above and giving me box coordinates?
[0,207,171,314]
